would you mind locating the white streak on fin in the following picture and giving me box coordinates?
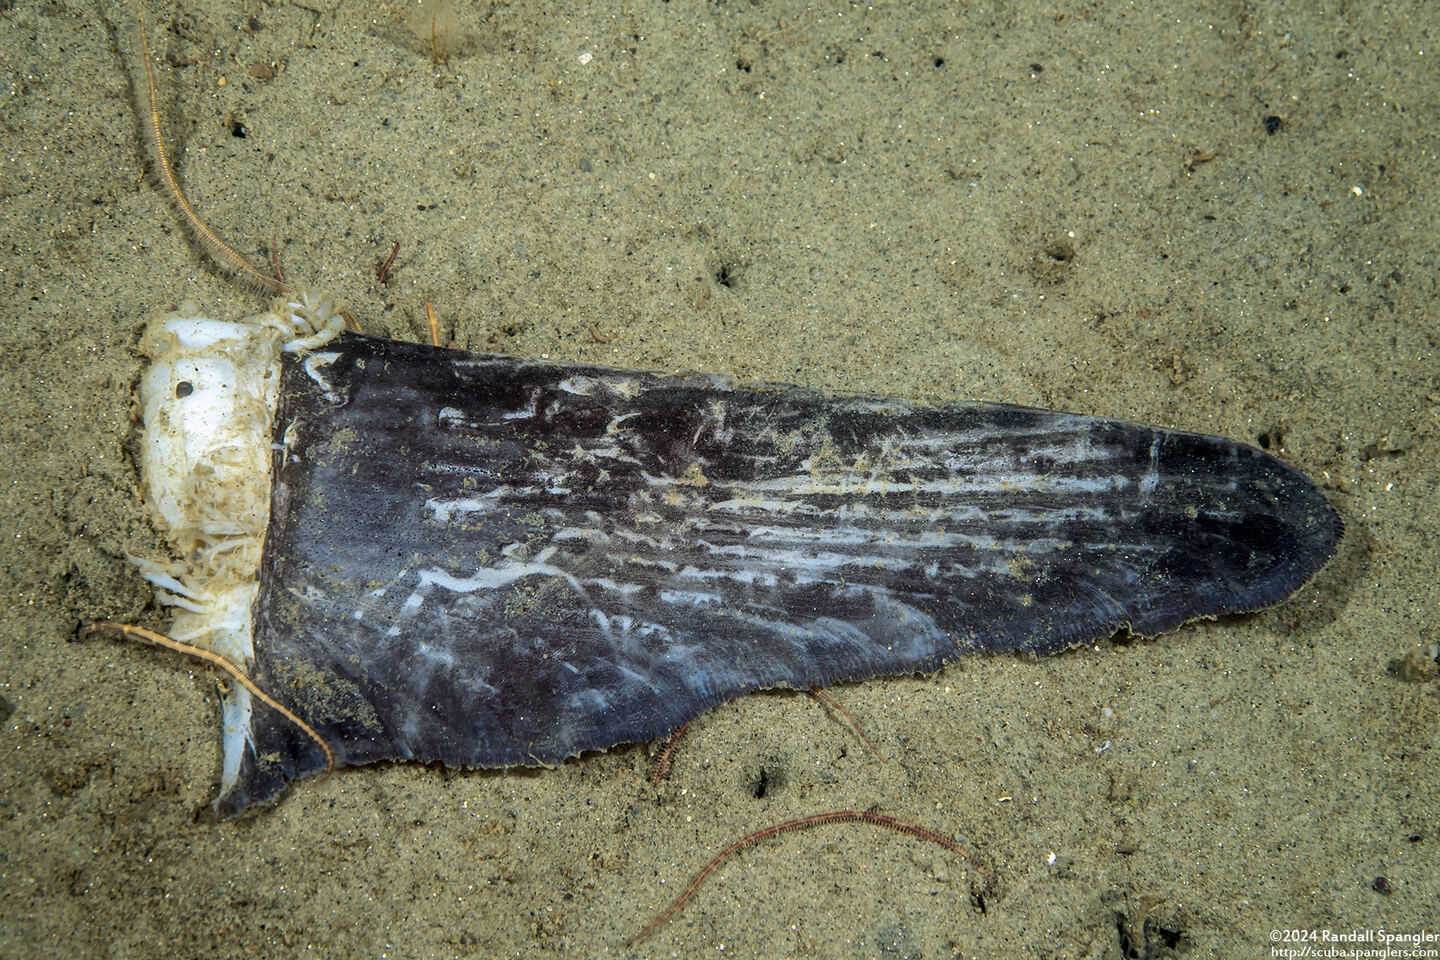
[303,351,342,401]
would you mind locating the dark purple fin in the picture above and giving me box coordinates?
[220,333,1340,815]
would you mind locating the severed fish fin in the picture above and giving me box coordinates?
[216,334,1340,815]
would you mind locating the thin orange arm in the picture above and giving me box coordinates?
[628,809,990,944]
[79,620,335,779]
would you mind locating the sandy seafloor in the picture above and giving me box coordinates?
[1,0,1436,956]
